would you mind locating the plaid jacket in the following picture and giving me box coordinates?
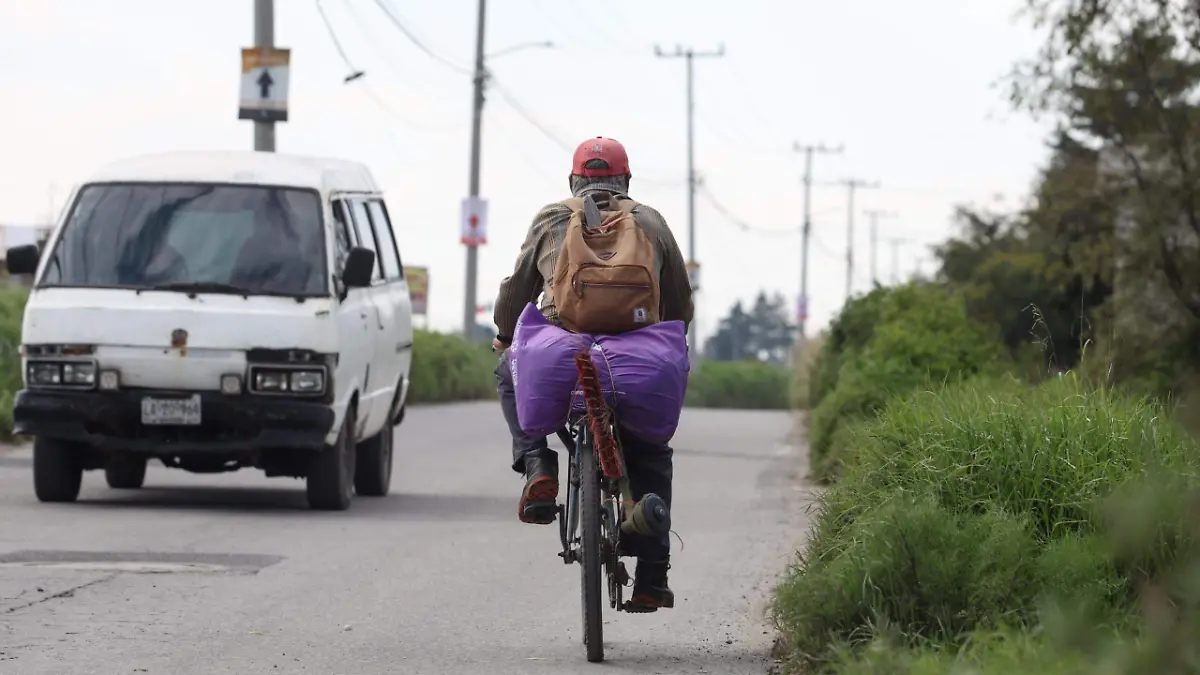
[493,189,694,339]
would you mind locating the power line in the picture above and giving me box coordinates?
[315,0,363,78]
[313,1,461,132]
[340,0,461,101]
[359,83,464,133]
[488,78,573,151]
[696,182,799,237]
[368,0,473,75]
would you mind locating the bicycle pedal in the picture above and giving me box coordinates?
[621,601,659,614]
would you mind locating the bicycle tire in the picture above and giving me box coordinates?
[579,436,605,662]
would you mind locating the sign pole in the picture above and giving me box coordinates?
[462,0,487,341]
[239,2,289,151]
[253,0,275,152]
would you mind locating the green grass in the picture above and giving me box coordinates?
[805,284,1008,482]
[685,358,791,409]
[406,329,497,404]
[771,374,1200,672]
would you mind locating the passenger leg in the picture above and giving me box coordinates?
[617,426,674,611]
[495,349,558,524]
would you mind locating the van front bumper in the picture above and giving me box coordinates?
[12,388,336,454]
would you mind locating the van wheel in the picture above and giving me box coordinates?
[105,457,147,489]
[355,422,394,497]
[33,437,83,503]
[306,407,356,511]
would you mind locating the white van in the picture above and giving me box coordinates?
[6,151,414,511]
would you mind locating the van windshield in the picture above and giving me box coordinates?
[39,182,328,297]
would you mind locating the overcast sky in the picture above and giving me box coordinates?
[0,0,1051,342]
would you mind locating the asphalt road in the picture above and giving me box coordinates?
[0,402,812,675]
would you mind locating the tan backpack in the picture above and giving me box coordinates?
[550,194,661,334]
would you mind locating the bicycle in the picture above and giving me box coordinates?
[553,350,671,663]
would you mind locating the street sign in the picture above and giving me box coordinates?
[238,47,291,123]
[460,196,488,246]
[686,261,700,291]
[797,294,809,322]
[405,266,428,316]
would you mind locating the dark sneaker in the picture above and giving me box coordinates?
[518,453,558,525]
[626,558,674,612]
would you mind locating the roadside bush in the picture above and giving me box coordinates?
[406,329,497,404]
[0,286,28,440]
[806,287,889,412]
[807,283,1007,481]
[685,359,790,409]
[790,332,826,409]
[772,374,1200,672]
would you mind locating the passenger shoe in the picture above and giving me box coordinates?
[627,558,674,612]
[518,452,558,525]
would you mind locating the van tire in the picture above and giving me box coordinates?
[355,422,394,497]
[33,437,83,503]
[105,457,147,489]
[307,407,356,511]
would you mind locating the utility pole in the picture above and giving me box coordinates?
[863,208,897,287]
[837,178,880,301]
[462,0,487,340]
[655,43,725,359]
[253,0,275,152]
[793,142,842,354]
[888,237,912,284]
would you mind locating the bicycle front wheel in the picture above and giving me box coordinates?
[579,437,605,662]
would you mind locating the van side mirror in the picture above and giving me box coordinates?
[6,244,40,276]
[342,247,376,289]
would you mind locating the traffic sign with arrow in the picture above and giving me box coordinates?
[257,70,274,99]
[238,47,290,123]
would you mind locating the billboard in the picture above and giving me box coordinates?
[405,266,428,316]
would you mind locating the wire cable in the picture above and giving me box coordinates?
[342,0,463,102]
[315,0,361,74]
[368,0,473,75]
[488,77,573,151]
[697,182,800,237]
[315,0,462,133]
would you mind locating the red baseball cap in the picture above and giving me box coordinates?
[571,137,631,177]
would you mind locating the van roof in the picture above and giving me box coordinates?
[84,150,381,194]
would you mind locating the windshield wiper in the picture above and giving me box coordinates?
[147,282,253,298]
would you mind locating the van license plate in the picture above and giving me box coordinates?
[141,395,202,426]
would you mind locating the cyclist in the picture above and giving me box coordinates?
[491,136,693,612]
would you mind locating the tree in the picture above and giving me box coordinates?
[1012,0,1200,318]
[934,132,1116,370]
[703,292,796,364]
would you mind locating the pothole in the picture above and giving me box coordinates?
[0,550,283,575]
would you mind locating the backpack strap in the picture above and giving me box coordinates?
[612,196,640,216]
[560,194,639,216]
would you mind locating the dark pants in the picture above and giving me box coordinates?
[495,349,673,562]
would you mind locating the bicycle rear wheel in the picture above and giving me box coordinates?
[579,436,605,662]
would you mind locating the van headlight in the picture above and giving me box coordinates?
[27,360,97,388]
[248,366,326,395]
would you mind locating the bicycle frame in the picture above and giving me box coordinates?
[556,418,631,609]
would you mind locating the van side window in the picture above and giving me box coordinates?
[331,200,353,271]
[366,200,403,280]
[347,199,382,283]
